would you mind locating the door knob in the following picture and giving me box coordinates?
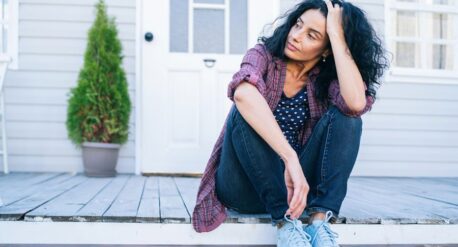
[145,32,154,42]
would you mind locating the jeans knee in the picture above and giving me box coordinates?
[328,105,362,132]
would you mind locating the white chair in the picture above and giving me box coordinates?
[0,54,11,174]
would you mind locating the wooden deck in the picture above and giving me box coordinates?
[0,172,457,245]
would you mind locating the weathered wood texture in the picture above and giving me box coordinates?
[0,172,457,224]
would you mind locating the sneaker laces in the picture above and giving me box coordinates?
[283,215,312,246]
[311,211,339,245]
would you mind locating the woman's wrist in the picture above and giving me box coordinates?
[279,148,299,167]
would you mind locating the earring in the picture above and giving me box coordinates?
[322,56,327,62]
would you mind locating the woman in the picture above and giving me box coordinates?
[192,0,389,246]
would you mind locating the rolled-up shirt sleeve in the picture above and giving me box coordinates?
[328,79,375,117]
[227,44,268,101]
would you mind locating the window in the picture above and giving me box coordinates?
[386,0,458,80]
[0,0,18,69]
[169,0,248,54]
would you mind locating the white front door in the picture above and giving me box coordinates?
[139,0,277,174]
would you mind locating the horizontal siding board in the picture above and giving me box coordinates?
[361,129,458,147]
[20,0,136,8]
[5,105,135,123]
[4,139,135,157]
[378,82,458,101]
[2,121,135,141]
[370,98,458,116]
[352,161,458,177]
[363,114,458,131]
[20,38,135,56]
[1,156,135,173]
[5,71,135,89]
[19,21,135,41]
[358,145,458,163]
[5,88,135,106]
[17,54,135,73]
[20,4,135,24]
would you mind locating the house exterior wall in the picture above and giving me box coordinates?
[3,0,457,176]
[2,0,137,173]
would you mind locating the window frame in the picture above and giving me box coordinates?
[0,0,18,70]
[385,0,458,84]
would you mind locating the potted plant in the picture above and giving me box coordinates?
[66,0,131,177]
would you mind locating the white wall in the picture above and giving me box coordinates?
[3,0,457,176]
[1,0,137,173]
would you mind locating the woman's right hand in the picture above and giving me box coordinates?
[284,156,310,220]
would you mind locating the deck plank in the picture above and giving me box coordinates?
[73,174,130,222]
[158,176,189,223]
[103,175,146,222]
[347,178,455,224]
[137,176,160,223]
[25,176,113,221]
[0,174,87,221]
[0,173,456,225]
[350,177,458,223]
[0,173,69,206]
[0,172,43,188]
[173,177,199,213]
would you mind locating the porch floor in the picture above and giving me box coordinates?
[0,172,457,245]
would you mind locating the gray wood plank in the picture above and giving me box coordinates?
[158,176,189,223]
[173,177,199,214]
[0,173,74,206]
[25,177,113,221]
[2,173,456,225]
[350,177,458,223]
[348,178,456,224]
[0,173,69,205]
[0,174,88,221]
[136,176,160,223]
[0,172,39,188]
[103,175,146,222]
[356,177,458,206]
[73,174,130,222]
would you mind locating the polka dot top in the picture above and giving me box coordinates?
[273,85,310,153]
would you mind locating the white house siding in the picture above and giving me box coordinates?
[1,0,137,173]
[2,0,457,177]
[281,0,458,177]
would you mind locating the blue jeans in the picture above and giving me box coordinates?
[215,104,362,227]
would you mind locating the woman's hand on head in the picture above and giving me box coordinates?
[325,0,345,40]
[283,156,309,220]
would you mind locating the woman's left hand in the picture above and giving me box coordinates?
[324,0,345,40]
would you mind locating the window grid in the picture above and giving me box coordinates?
[388,0,458,75]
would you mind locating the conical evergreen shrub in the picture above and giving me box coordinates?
[66,0,131,147]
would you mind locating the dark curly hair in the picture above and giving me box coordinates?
[259,0,391,104]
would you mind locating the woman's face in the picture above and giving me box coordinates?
[284,9,331,62]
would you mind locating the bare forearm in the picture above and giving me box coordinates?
[234,82,297,165]
[329,34,367,110]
